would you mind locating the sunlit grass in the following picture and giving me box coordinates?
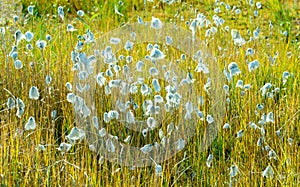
[0,0,299,186]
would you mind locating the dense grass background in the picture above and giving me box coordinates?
[0,0,299,186]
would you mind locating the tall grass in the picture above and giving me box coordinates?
[0,0,299,186]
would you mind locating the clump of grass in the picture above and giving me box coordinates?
[0,0,299,186]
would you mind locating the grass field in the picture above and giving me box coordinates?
[0,0,299,186]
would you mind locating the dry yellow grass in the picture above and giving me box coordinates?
[0,0,299,186]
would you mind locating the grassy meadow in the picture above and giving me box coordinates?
[0,0,299,186]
